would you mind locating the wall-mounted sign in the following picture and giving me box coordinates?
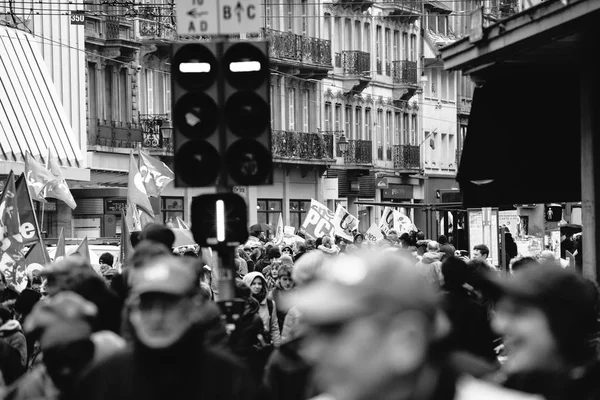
[382,184,413,200]
[323,178,339,200]
[105,198,128,214]
[376,177,388,189]
[71,10,85,25]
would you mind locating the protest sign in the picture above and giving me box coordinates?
[365,223,384,242]
[301,199,336,239]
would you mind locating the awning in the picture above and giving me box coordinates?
[70,170,129,189]
[456,71,581,207]
[0,26,86,178]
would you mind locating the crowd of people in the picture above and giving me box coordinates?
[0,223,597,400]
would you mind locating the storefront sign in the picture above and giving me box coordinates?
[382,184,413,200]
[105,198,128,214]
[323,178,339,200]
[375,177,388,189]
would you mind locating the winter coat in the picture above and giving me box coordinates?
[416,251,444,287]
[243,272,281,347]
[0,321,27,369]
[270,287,293,334]
[227,299,266,384]
[281,306,302,344]
[0,337,25,386]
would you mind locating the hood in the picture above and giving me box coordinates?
[0,319,22,333]
[242,271,267,288]
[421,252,443,264]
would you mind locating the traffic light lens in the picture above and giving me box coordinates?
[172,44,218,91]
[175,140,221,186]
[223,43,269,90]
[225,92,269,138]
[226,139,272,185]
[174,92,219,139]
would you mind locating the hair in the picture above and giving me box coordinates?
[440,243,456,260]
[99,252,114,267]
[416,231,426,241]
[250,275,268,303]
[427,241,440,252]
[438,235,449,245]
[127,240,173,269]
[465,259,495,291]
[510,256,539,273]
[441,256,468,291]
[315,237,323,247]
[473,244,490,257]
[130,231,142,248]
[278,264,293,279]
[141,224,176,249]
[0,305,12,324]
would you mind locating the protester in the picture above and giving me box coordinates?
[269,264,295,333]
[255,247,281,275]
[243,272,281,348]
[0,306,27,370]
[73,255,256,400]
[317,236,339,256]
[415,240,444,286]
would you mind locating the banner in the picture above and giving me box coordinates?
[127,153,154,217]
[15,174,39,245]
[139,150,175,197]
[0,171,27,287]
[45,151,77,209]
[300,199,336,240]
[379,207,395,236]
[365,223,384,242]
[24,151,55,202]
[393,211,415,234]
[333,204,359,241]
[273,213,284,245]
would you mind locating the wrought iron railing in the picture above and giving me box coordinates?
[458,96,472,114]
[380,0,421,13]
[342,51,371,76]
[272,131,334,161]
[87,118,142,149]
[105,16,134,41]
[139,114,173,153]
[263,29,332,67]
[392,60,418,85]
[393,144,420,170]
[337,139,373,164]
[136,6,176,40]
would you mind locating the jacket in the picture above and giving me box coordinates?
[281,306,302,344]
[0,320,27,369]
[243,272,281,347]
[416,251,444,287]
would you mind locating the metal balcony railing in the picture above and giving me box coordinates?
[87,118,142,149]
[393,144,420,170]
[380,0,422,13]
[337,139,373,164]
[272,131,334,161]
[392,60,418,85]
[136,6,176,40]
[139,114,173,153]
[458,96,472,115]
[341,51,371,76]
[263,29,332,67]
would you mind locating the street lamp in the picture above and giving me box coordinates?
[160,118,173,149]
[337,134,349,155]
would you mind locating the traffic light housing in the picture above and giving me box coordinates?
[191,193,249,247]
[171,40,272,187]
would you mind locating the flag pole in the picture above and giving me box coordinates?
[24,174,50,265]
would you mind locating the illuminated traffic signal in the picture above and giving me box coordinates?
[222,41,272,186]
[191,193,248,247]
[171,42,222,187]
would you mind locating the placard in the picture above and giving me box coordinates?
[300,199,336,239]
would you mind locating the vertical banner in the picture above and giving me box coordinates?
[300,199,336,239]
[333,204,359,241]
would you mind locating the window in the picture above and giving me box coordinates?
[411,114,417,145]
[335,17,342,53]
[439,15,447,36]
[345,18,351,49]
[324,14,332,43]
[377,109,383,158]
[376,25,382,74]
[410,34,417,61]
[265,0,272,28]
[88,63,97,119]
[364,23,371,50]
[393,30,399,60]
[402,32,408,60]
[403,113,409,144]
[385,28,391,75]
[431,68,438,97]
[354,21,361,50]
[441,71,448,100]
[286,0,293,32]
[257,199,282,228]
[289,200,310,231]
[164,75,171,113]
[335,104,341,131]
[449,134,456,167]
[355,107,362,139]
[104,66,113,120]
[288,88,295,130]
[146,69,154,114]
[162,197,184,226]
[301,0,307,35]
[394,112,401,145]
[119,68,128,121]
[324,102,332,131]
[448,71,455,102]
[428,12,436,31]
[365,108,372,140]
[270,85,275,129]
[344,106,352,138]
[441,133,448,166]
[386,111,392,158]
[302,89,309,132]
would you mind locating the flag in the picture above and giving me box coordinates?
[24,152,55,202]
[127,202,141,232]
[73,237,91,265]
[127,153,154,217]
[45,151,76,209]
[139,150,174,197]
[0,171,27,285]
[333,204,359,241]
[15,174,39,245]
[120,209,132,266]
[55,227,66,261]
[25,240,51,266]
[175,216,190,230]
[273,213,284,245]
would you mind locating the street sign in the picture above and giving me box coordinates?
[176,0,217,36]
[218,0,262,35]
[176,0,262,36]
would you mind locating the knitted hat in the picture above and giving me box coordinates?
[267,247,281,259]
[279,254,294,266]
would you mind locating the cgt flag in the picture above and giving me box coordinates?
[24,152,55,202]
[139,150,174,197]
[73,237,91,265]
[15,174,40,245]
[0,171,27,282]
[127,153,154,217]
[45,151,77,209]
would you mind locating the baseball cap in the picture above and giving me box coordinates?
[283,250,438,326]
[130,256,197,297]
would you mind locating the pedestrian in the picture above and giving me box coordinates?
[243,272,281,349]
[269,264,295,334]
[0,306,27,371]
[256,247,281,275]
[284,250,540,400]
[484,264,600,400]
[317,236,339,256]
[353,233,365,249]
[73,255,256,400]
[415,240,444,286]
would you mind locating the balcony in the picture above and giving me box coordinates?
[272,131,334,165]
[393,144,420,171]
[85,15,141,61]
[87,118,142,149]
[135,6,177,42]
[337,140,373,165]
[392,60,419,102]
[458,96,472,115]
[333,0,374,12]
[339,51,372,94]
[139,114,174,155]
[263,29,332,78]
[380,0,421,22]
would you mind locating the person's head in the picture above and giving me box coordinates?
[140,224,176,249]
[281,246,294,257]
[353,234,365,246]
[130,231,142,248]
[277,264,294,291]
[441,256,468,291]
[0,305,12,325]
[99,252,114,267]
[539,250,557,264]
[127,240,173,270]
[279,254,294,267]
[285,250,440,400]
[399,233,411,248]
[439,244,456,261]
[321,236,333,248]
[465,259,496,294]
[416,231,426,241]
[438,235,448,245]
[510,256,539,274]
[127,255,202,349]
[24,291,97,392]
[472,244,490,261]
[485,265,599,374]
[242,272,268,302]
[426,241,440,253]
[262,247,281,266]
[386,230,399,244]
[42,257,92,297]
[243,246,253,257]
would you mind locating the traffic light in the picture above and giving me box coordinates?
[545,204,563,222]
[172,42,222,187]
[222,41,272,186]
[171,40,272,187]
[191,193,248,247]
